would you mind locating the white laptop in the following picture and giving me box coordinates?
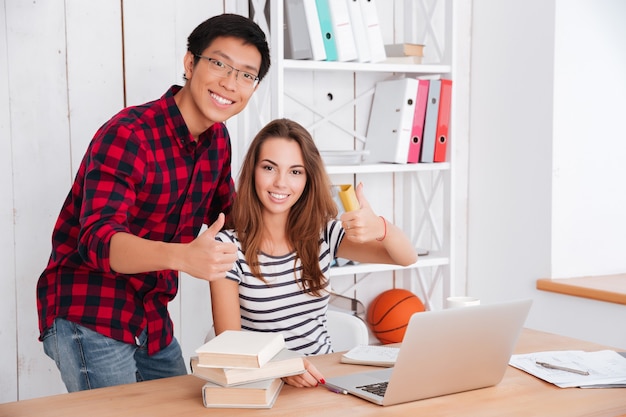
[324,299,532,406]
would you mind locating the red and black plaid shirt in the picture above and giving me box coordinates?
[37,86,235,355]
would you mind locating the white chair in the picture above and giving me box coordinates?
[326,309,369,352]
[205,310,370,352]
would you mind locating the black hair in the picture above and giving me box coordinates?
[187,13,271,81]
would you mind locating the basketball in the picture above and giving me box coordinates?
[366,289,425,344]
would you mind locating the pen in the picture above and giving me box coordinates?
[535,361,590,376]
[323,384,348,395]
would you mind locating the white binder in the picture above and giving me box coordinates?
[420,79,441,163]
[326,0,358,61]
[359,0,387,63]
[284,0,313,59]
[365,78,419,164]
[302,0,327,60]
[345,0,371,62]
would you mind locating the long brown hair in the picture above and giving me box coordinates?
[228,118,338,296]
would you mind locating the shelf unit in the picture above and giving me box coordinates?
[249,0,454,311]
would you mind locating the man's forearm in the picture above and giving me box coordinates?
[109,232,182,274]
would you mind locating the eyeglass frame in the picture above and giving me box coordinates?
[194,54,260,89]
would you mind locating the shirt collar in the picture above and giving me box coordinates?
[161,85,194,149]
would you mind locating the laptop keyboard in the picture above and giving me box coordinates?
[357,382,388,397]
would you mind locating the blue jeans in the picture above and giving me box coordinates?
[42,318,187,392]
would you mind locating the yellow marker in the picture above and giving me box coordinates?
[338,184,359,212]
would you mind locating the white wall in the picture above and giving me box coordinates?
[551,0,626,277]
[468,0,626,350]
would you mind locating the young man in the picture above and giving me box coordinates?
[36,13,270,392]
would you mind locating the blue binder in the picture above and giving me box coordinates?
[315,0,338,61]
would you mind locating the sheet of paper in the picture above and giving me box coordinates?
[342,345,400,365]
[509,350,626,388]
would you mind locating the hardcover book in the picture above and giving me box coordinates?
[191,348,305,387]
[382,56,423,65]
[201,378,284,409]
[384,43,425,57]
[195,330,285,369]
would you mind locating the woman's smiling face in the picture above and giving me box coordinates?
[254,137,307,218]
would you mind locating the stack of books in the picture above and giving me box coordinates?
[190,331,306,409]
[383,42,425,64]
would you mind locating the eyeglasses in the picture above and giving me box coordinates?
[195,55,260,89]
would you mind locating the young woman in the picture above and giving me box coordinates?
[210,118,417,387]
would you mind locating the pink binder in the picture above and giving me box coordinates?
[408,79,430,163]
[434,79,452,162]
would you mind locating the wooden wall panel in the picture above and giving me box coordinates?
[66,0,124,174]
[0,0,18,404]
[8,0,72,401]
[122,0,178,106]
[3,0,125,401]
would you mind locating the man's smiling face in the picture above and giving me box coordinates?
[180,35,261,137]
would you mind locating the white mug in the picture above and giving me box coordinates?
[446,296,480,309]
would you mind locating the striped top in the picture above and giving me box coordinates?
[216,220,345,355]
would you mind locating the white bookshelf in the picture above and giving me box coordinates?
[249,0,454,311]
[283,58,450,74]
